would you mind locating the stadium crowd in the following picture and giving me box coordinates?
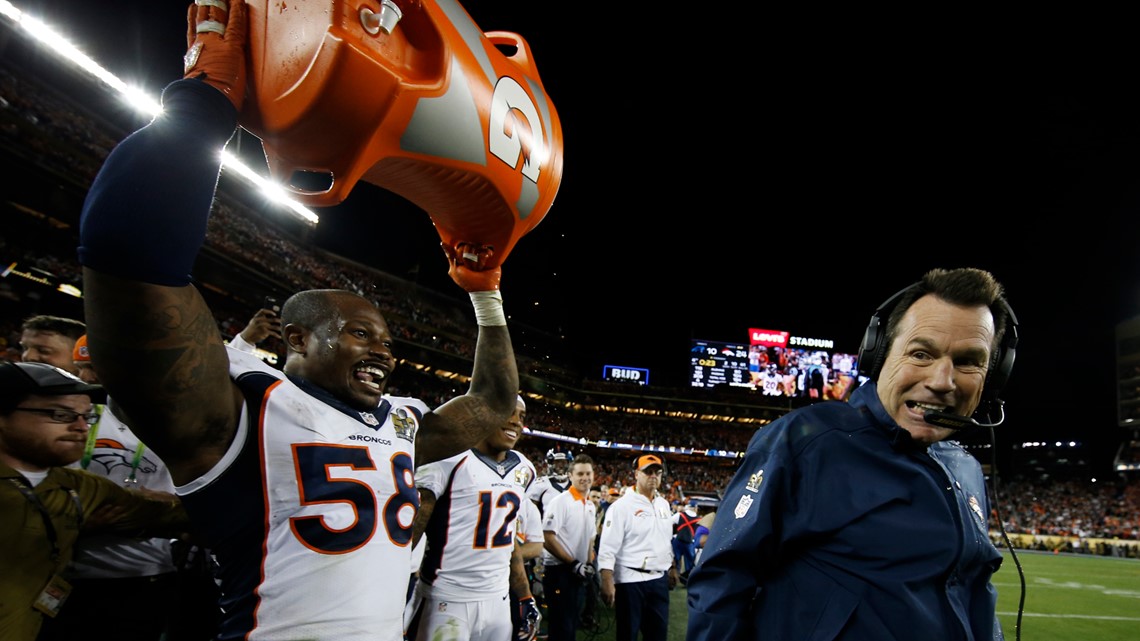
[2,21,1139,641]
[3,44,1140,548]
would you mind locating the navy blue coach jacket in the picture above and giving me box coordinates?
[686,382,1004,641]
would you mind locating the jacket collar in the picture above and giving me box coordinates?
[849,382,927,453]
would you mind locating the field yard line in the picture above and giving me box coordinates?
[990,577,1140,598]
[998,611,1140,621]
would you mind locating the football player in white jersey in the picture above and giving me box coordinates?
[77,5,520,640]
[406,396,539,641]
[759,363,784,397]
[527,448,573,515]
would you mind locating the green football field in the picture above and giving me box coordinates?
[992,551,1140,641]
[574,551,1140,641]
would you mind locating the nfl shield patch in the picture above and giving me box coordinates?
[734,494,754,519]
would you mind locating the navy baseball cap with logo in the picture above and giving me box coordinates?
[0,361,106,405]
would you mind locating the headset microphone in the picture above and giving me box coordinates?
[922,400,1006,430]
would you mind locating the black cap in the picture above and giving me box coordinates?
[0,361,106,404]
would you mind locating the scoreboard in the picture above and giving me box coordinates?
[690,340,752,388]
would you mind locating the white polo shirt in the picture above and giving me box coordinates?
[597,490,674,584]
[541,486,596,566]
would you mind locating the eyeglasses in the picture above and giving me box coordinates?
[12,407,100,425]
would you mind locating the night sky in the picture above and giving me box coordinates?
[11,1,1140,467]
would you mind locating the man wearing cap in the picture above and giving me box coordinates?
[35,337,185,641]
[0,362,188,641]
[596,454,679,641]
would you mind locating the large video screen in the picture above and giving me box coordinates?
[690,338,867,398]
[746,345,864,400]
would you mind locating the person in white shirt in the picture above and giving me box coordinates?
[597,454,679,641]
[540,454,596,641]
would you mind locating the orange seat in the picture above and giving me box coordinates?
[239,0,563,269]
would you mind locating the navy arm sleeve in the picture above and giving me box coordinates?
[78,78,238,286]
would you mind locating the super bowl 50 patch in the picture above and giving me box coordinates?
[391,406,419,442]
[746,469,764,493]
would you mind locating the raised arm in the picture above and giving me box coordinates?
[78,3,249,484]
[415,243,518,466]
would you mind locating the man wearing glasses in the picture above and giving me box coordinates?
[34,335,189,641]
[0,361,189,641]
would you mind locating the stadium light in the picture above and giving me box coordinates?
[221,151,320,224]
[0,0,319,225]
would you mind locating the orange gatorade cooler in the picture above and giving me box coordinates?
[239,0,564,269]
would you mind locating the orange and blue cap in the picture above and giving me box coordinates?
[636,454,663,471]
[72,334,90,362]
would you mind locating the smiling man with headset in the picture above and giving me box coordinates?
[686,267,1016,641]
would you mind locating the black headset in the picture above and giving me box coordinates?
[857,282,1019,402]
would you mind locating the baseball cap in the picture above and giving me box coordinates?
[0,361,106,404]
[636,454,663,471]
[72,334,90,362]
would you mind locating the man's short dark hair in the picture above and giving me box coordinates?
[21,315,87,341]
[571,454,594,467]
[884,268,1009,356]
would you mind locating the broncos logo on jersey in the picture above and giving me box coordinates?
[87,442,159,478]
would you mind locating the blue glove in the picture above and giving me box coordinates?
[516,596,541,641]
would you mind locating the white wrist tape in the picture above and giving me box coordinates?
[196,20,227,35]
[470,290,506,327]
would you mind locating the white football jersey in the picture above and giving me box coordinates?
[526,474,569,514]
[71,405,176,578]
[759,371,784,396]
[177,346,427,641]
[416,448,537,601]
